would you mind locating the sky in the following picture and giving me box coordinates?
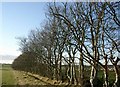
[0,2,47,55]
[0,1,119,64]
[0,2,47,63]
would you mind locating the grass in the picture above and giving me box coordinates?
[1,64,116,86]
[1,64,48,85]
[2,64,16,85]
[13,70,48,85]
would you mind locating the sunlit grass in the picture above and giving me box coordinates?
[2,64,16,85]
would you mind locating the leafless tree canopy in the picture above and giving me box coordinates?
[12,2,120,87]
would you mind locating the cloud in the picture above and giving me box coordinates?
[0,55,18,64]
[0,47,21,56]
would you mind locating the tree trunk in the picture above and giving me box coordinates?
[103,55,109,87]
[53,61,58,80]
[103,68,109,87]
[90,48,99,87]
[70,62,74,85]
[53,68,57,80]
[57,52,62,80]
[70,60,77,85]
[53,49,58,80]
[113,65,120,87]
[79,53,84,86]
[67,61,71,84]
[90,66,99,87]
[73,62,77,85]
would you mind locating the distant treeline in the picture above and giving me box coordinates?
[12,2,120,87]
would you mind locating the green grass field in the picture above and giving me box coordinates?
[2,64,16,85]
[1,64,48,85]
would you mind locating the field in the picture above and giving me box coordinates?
[0,64,116,86]
[2,64,16,85]
[1,64,52,86]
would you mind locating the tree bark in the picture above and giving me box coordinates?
[79,52,84,86]
[113,65,120,87]
[90,66,98,87]
[102,55,109,87]
[57,52,62,80]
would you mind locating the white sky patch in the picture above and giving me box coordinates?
[0,47,21,56]
[0,55,18,64]
[0,59,14,64]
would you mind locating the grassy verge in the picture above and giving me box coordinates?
[2,64,16,85]
[13,70,48,85]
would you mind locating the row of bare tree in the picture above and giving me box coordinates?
[12,2,120,87]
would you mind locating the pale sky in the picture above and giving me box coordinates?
[0,1,119,64]
[0,2,47,56]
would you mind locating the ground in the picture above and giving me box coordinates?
[1,64,116,87]
[1,64,50,86]
[13,70,48,85]
[1,64,16,85]
[1,64,67,86]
